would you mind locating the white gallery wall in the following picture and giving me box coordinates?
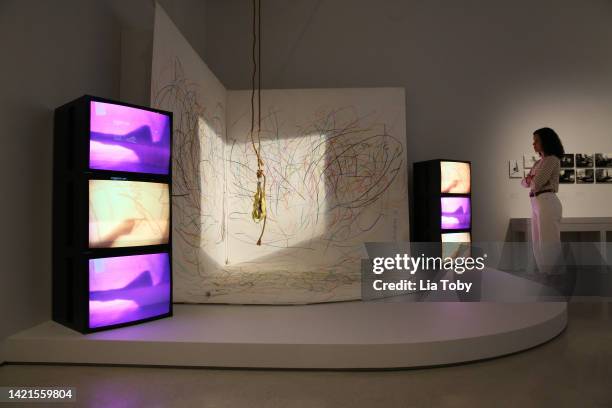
[201,0,612,242]
[0,0,121,348]
[496,98,612,222]
[0,0,209,353]
[151,4,410,303]
[224,88,409,303]
[151,4,229,302]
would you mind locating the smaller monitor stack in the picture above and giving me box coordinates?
[53,96,173,333]
[413,160,472,257]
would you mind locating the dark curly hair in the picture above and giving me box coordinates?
[534,127,565,159]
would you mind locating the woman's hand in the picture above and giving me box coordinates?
[521,174,533,188]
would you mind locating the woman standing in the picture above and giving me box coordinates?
[521,127,564,273]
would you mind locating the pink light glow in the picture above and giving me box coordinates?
[88,253,171,329]
[89,101,171,174]
[89,141,140,165]
[89,299,139,328]
[89,253,168,291]
[440,197,471,230]
[91,102,167,143]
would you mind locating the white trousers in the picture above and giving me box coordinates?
[530,192,562,274]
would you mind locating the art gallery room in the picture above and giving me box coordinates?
[1,0,612,406]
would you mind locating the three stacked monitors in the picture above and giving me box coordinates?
[413,160,472,258]
[53,96,172,333]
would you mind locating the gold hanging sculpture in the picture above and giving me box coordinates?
[252,169,266,222]
[250,0,267,245]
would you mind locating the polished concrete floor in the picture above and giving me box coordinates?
[1,303,611,408]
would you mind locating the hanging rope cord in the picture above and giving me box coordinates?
[250,0,267,245]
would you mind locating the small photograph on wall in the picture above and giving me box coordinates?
[595,153,612,168]
[523,154,539,169]
[560,154,575,168]
[559,169,575,184]
[595,169,612,183]
[576,154,594,168]
[509,160,521,178]
[576,169,594,184]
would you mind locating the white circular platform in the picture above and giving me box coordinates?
[2,300,566,369]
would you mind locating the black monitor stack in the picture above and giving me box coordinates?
[413,159,472,258]
[53,95,173,333]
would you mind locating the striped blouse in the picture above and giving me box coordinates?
[521,155,560,193]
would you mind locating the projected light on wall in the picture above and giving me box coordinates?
[88,253,171,329]
[90,101,171,175]
[89,180,170,248]
[441,197,471,230]
[441,161,470,194]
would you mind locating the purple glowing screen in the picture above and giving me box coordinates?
[441,197,471,230]
[89,253,170,329]
[89,101,170,174]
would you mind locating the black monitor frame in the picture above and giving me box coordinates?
[53,95,173,333]
[413,159,473,243]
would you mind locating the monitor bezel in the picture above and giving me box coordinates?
[87,95,173,178]
[439,159,472,196]
[85,249,173,332]
[440,195,472,232]
[87,176,172,250]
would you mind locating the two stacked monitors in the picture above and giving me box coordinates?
[53,96,172,333]
[413,160,472,258]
